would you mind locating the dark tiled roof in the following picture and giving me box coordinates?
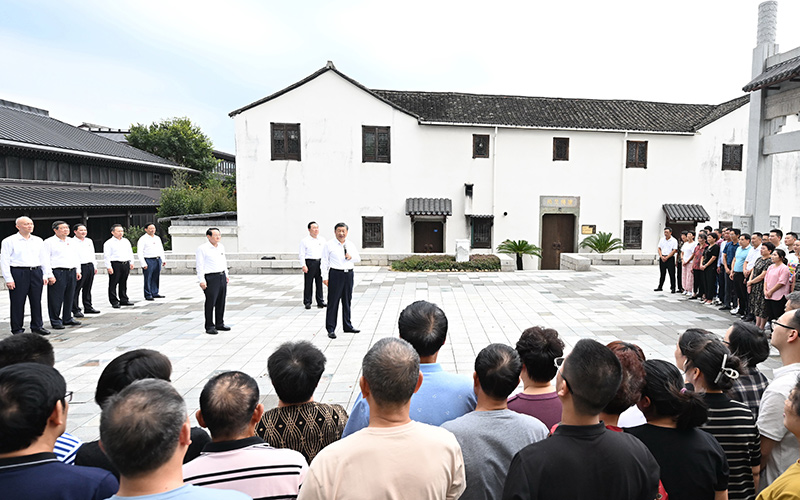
[662,204,710,223]
[743,55,800,92]
[0,184,159,210]
[0,101,181,169]
[406,198,452,216]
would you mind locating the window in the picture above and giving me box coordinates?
[722,144,743,171]
[626,141,648,168]
[362,126,390,163]
[471,218,493,249]
[623,220,643,250]
[553,138,569,161]
[362,216,384,248]
[153,173,161,187]
[271,123,301,161]
[473,134,489,158]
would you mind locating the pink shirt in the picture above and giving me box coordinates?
[765,263,792,300]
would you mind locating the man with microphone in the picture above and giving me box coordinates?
[322,223,360,339]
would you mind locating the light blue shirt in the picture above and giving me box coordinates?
[342,363,477,437]
[733,245,750,273]
[105,484,250,500]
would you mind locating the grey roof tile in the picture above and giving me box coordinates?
[0,184,159,209]
[405,198,452,216]
[662,204,710,223]
[743,55,800,92]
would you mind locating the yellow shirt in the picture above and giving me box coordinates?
[758,461,800,500]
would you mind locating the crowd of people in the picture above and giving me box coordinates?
[1,298,800,500]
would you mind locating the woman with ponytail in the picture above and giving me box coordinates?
[725,321,770,420]
[627,359,729,500]
[684,338,760,500]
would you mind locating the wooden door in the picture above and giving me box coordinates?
[414,221,444,253]
[541,214,575,269]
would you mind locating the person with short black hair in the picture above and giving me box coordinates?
[343,300,476,436]
[71,223,100,316]
[103,224,135,309]
[299,337,466,500]
[321,222,360,338]
[656,227,678,293]
[0,363,119,499]
[731,233,752,318]
[101,379,247,500]
[503,339,660,500]
[786,232,798,252]
[196,228,230,335]
[627,359,729,500]
[1,216,50,335]
[299,221,326,310]
[43,220,82,330]
[442,344,547,500]
[137,222,166,301]
[256,341,348,463]
[770,229,787,253]
[507,326,564,428]
[184,371,307,498]
[725,321,770,420]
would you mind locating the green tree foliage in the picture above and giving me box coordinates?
[496,240,542,270]
[157,172,236,220]
[124,225,146,251]
[579,231,623,253]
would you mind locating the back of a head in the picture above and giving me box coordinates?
[0,363,65,453]
[641,359,708,430]
[515,326,564,383]
[267,341,326,404]
[563,339,622,416]
[199,371,259,440]
[95,349,172,407]
[0,334,55,368]
[362,337,420,408]
[100,379,186,479]
[678,328,713,357]
[475,343,522,400]
[603,341,646,415]
[398,300,448,357]
[728,321,770,367]
[684,339,742,392]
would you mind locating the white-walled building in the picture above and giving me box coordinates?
[230,62,799,269]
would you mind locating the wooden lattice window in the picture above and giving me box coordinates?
[473,135,490,158]
[624,220,643,249]
[722,144,743,171]
[271,123,301,161]
[362,216,384,248]
[626,141,648,168]
[471,218,493,249]
[362,126,390,163]
[553,138,569,161]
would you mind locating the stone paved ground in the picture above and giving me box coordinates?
[0,265,781,441]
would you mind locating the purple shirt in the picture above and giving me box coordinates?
[507,391,562,429]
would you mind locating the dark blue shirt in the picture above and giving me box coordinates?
[0,452,118,500]
[724,241,738,266]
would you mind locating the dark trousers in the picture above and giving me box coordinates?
[733,271,748,315]
[723,269,737,308]
[108,260,130,306]
[8,267,44,333]
[705,266,718,300]
[766,297,787,321]
[326,269,354,333]
[304,259,324,306]
[658,256,676,291]
[203,272,227,329]
[142,257,161,298]
[73,263,95,313]
[693,269,704,297]
[48,268,76,327]
[676,259,683,291]
[717,267,726,301]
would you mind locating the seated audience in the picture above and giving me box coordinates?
[725,321,770,420]
[255,341,347,463]
[502,339,660,500]
[507,326,564,428]
[0,363,118,499]
[442,344,547,500]
[100,379,248,500]
[184,371,307,497]
[627,359,729,500]
[756,379,800,499]
[684,338,760,499]
[298,337,465,500]
[76,349,211,476]
[343,300,476,436]
[0,333,82,464]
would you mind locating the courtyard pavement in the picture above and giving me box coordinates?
[0,265,781,441]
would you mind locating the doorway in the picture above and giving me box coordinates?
[541,214,575,270]
[413,220,444,253]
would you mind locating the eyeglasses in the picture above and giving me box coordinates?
[553,357,574,394]
[771,320,797,331]
[64,391,73,403]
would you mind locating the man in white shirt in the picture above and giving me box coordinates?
[71,223,99,316]
[43,220,82,330]
[137,223,167,301]
[655,227,678,293]
[196,228,230,335]
[771,229,789,253]
[103,224,135,309]
[0,216,49,335]
[321,222,360,339]
[299,221,326,310]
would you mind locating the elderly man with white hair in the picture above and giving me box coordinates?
[0,216,49,335]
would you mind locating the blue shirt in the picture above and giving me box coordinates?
[733,246,750,273]
[0,452,118,500]
[724,241,738,266]
[342,363,477,437]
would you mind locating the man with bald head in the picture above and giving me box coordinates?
[0,216,49,335]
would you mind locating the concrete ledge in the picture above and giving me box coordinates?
[498,254,516,272]
[560,252,658,270]
[560,253,592,271]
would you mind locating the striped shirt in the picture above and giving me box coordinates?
[54,432,82,465]
[183,436,307,499]
[701,393,761,500]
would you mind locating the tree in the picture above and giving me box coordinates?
[496,239,542,271]
[126,117,218,184]
[580,232,623,253]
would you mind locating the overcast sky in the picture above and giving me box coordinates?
[3,0,799,153]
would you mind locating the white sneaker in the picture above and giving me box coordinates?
[731,307,739,315]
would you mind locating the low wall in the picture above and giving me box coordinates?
[560,252,658,270]
[168,220,239,253]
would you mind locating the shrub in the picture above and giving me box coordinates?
[124,225,146,249]
[391,254,500,272]
[580,231,623,253]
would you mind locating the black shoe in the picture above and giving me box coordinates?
[654,288,663,292]
[154,295,165,298]
[215,325,231,331]
[317,302,327,308]
[73,311,85,318]
[670,290,677,294]
[11,329,25,335]
[305,304,311,309]
[145,297,154,301]
[52,324,65,330]
[84,308,101,314]
[719,306,731,311]
[120,302,135,306]
[205,327,218,335]
[677,289,684,293]
[64,320,82,326]
[327,331,337,339]
[32,328,50,335]
[344,328,360,333]
[112,304,121,309]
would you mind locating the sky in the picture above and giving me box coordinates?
[3,0,800,153]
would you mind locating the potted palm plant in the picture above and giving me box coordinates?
[496,240,542,270]
[579,231,623,253]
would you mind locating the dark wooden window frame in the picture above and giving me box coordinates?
[362,216,384,248]
[362,126,391,163]
[626,140,648,168]
[553,137,570,161]
[721,144,743,171]
[471,218,493,249]
[623,220,643,250]
[271,123,301,161]
[473,134,490,158]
